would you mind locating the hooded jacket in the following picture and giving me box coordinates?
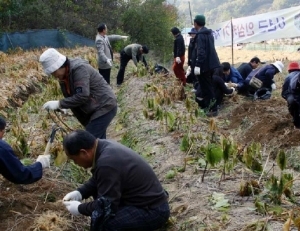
[194,27,220,73]
[59,58,117,126]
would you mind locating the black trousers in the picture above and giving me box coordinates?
[196,70,217,111]
[99,68,111,85]
[116,50,131,85]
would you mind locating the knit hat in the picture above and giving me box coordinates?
[271,61,284,73]
[142,45,149,54]
[288,61,300,71]
[194,15,206,25]
[39,48,67,75]
[171,27,180,35]
[188,28,197,34]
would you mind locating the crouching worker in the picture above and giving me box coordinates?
[281,62,300,128]
[62,130,170,231]
[39,48,117,139]
[0,117,50,184]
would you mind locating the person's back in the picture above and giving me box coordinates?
[78,139,167,213]
[237,62,252,80]
[237,57,261,80]
[256,61,283,88]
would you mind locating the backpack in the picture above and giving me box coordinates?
[154,63,169,75]
[253,87,272,100]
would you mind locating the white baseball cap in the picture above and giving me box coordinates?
[39,48,66,75]
[271,61,284,73]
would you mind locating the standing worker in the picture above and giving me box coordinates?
[171,27,186,86]
[95,23,128,84]
[116,43,149,86]
[39,48,117,139]
[193,14,221,117]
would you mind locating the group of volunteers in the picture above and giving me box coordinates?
[170,14,289,117]
[0,23,166,231]
[1,12,300,231]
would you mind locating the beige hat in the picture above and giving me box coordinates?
[271,61,284,73]
[39,48,66,75]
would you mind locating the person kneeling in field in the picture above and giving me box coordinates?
[0,117,50,184]
[281,61,300,128]
[62,130,170,231]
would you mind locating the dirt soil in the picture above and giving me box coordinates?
[1,47,300,231]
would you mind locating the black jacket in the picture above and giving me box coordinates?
[187,38,196,67]
[237,62,253,80]
[173,34,185,58]
[194,27,220,73]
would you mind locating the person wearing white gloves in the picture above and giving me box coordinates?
[96,23,129,84]
[193,14,221,117]
[62,130,170,231]
[0,117,50,184]
[171,27,186,86]
[39,48,117,139]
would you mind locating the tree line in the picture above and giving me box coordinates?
[0,0,179,61]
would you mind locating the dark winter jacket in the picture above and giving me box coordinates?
[281,71,300,100]
[59,58,117,126]
[288,71,300,103]
[194,27,220,73]
[237,62,253,80]
[77,139,168,216]
[255,64,277,88]
[173,34,185,58]
[224,67,244,87]
[214,75,234,106]
[187,38,196,67]
[0,140,42,184]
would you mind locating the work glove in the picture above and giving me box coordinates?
[106,59,112,67]
[63,190,82,201]
[230,87,235,94]
[231,83,238,88]
[43,101,60,110]
[63,201,81,216]
[175,57,181,64]
[36,155,51,168]
[194,66,200,75]
[185,66,191,78]
[121,36,128,40]
[271,83,276,90]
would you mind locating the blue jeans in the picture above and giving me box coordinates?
[85,106,117,139]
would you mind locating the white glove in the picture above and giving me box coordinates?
[225,83,229,87]
[194,66,200,75]
[230,87,235,94]
[63,191,82,201]
[175,57,181,64]
[43,101,60,110]
[60,109,68,114]
[271,83,276,90]
[63,201,81,216]
[106,59,112,67]
[232,83,238,88]
[185,66,191,78]
[36,155,50,168]
[121,36,128,40]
